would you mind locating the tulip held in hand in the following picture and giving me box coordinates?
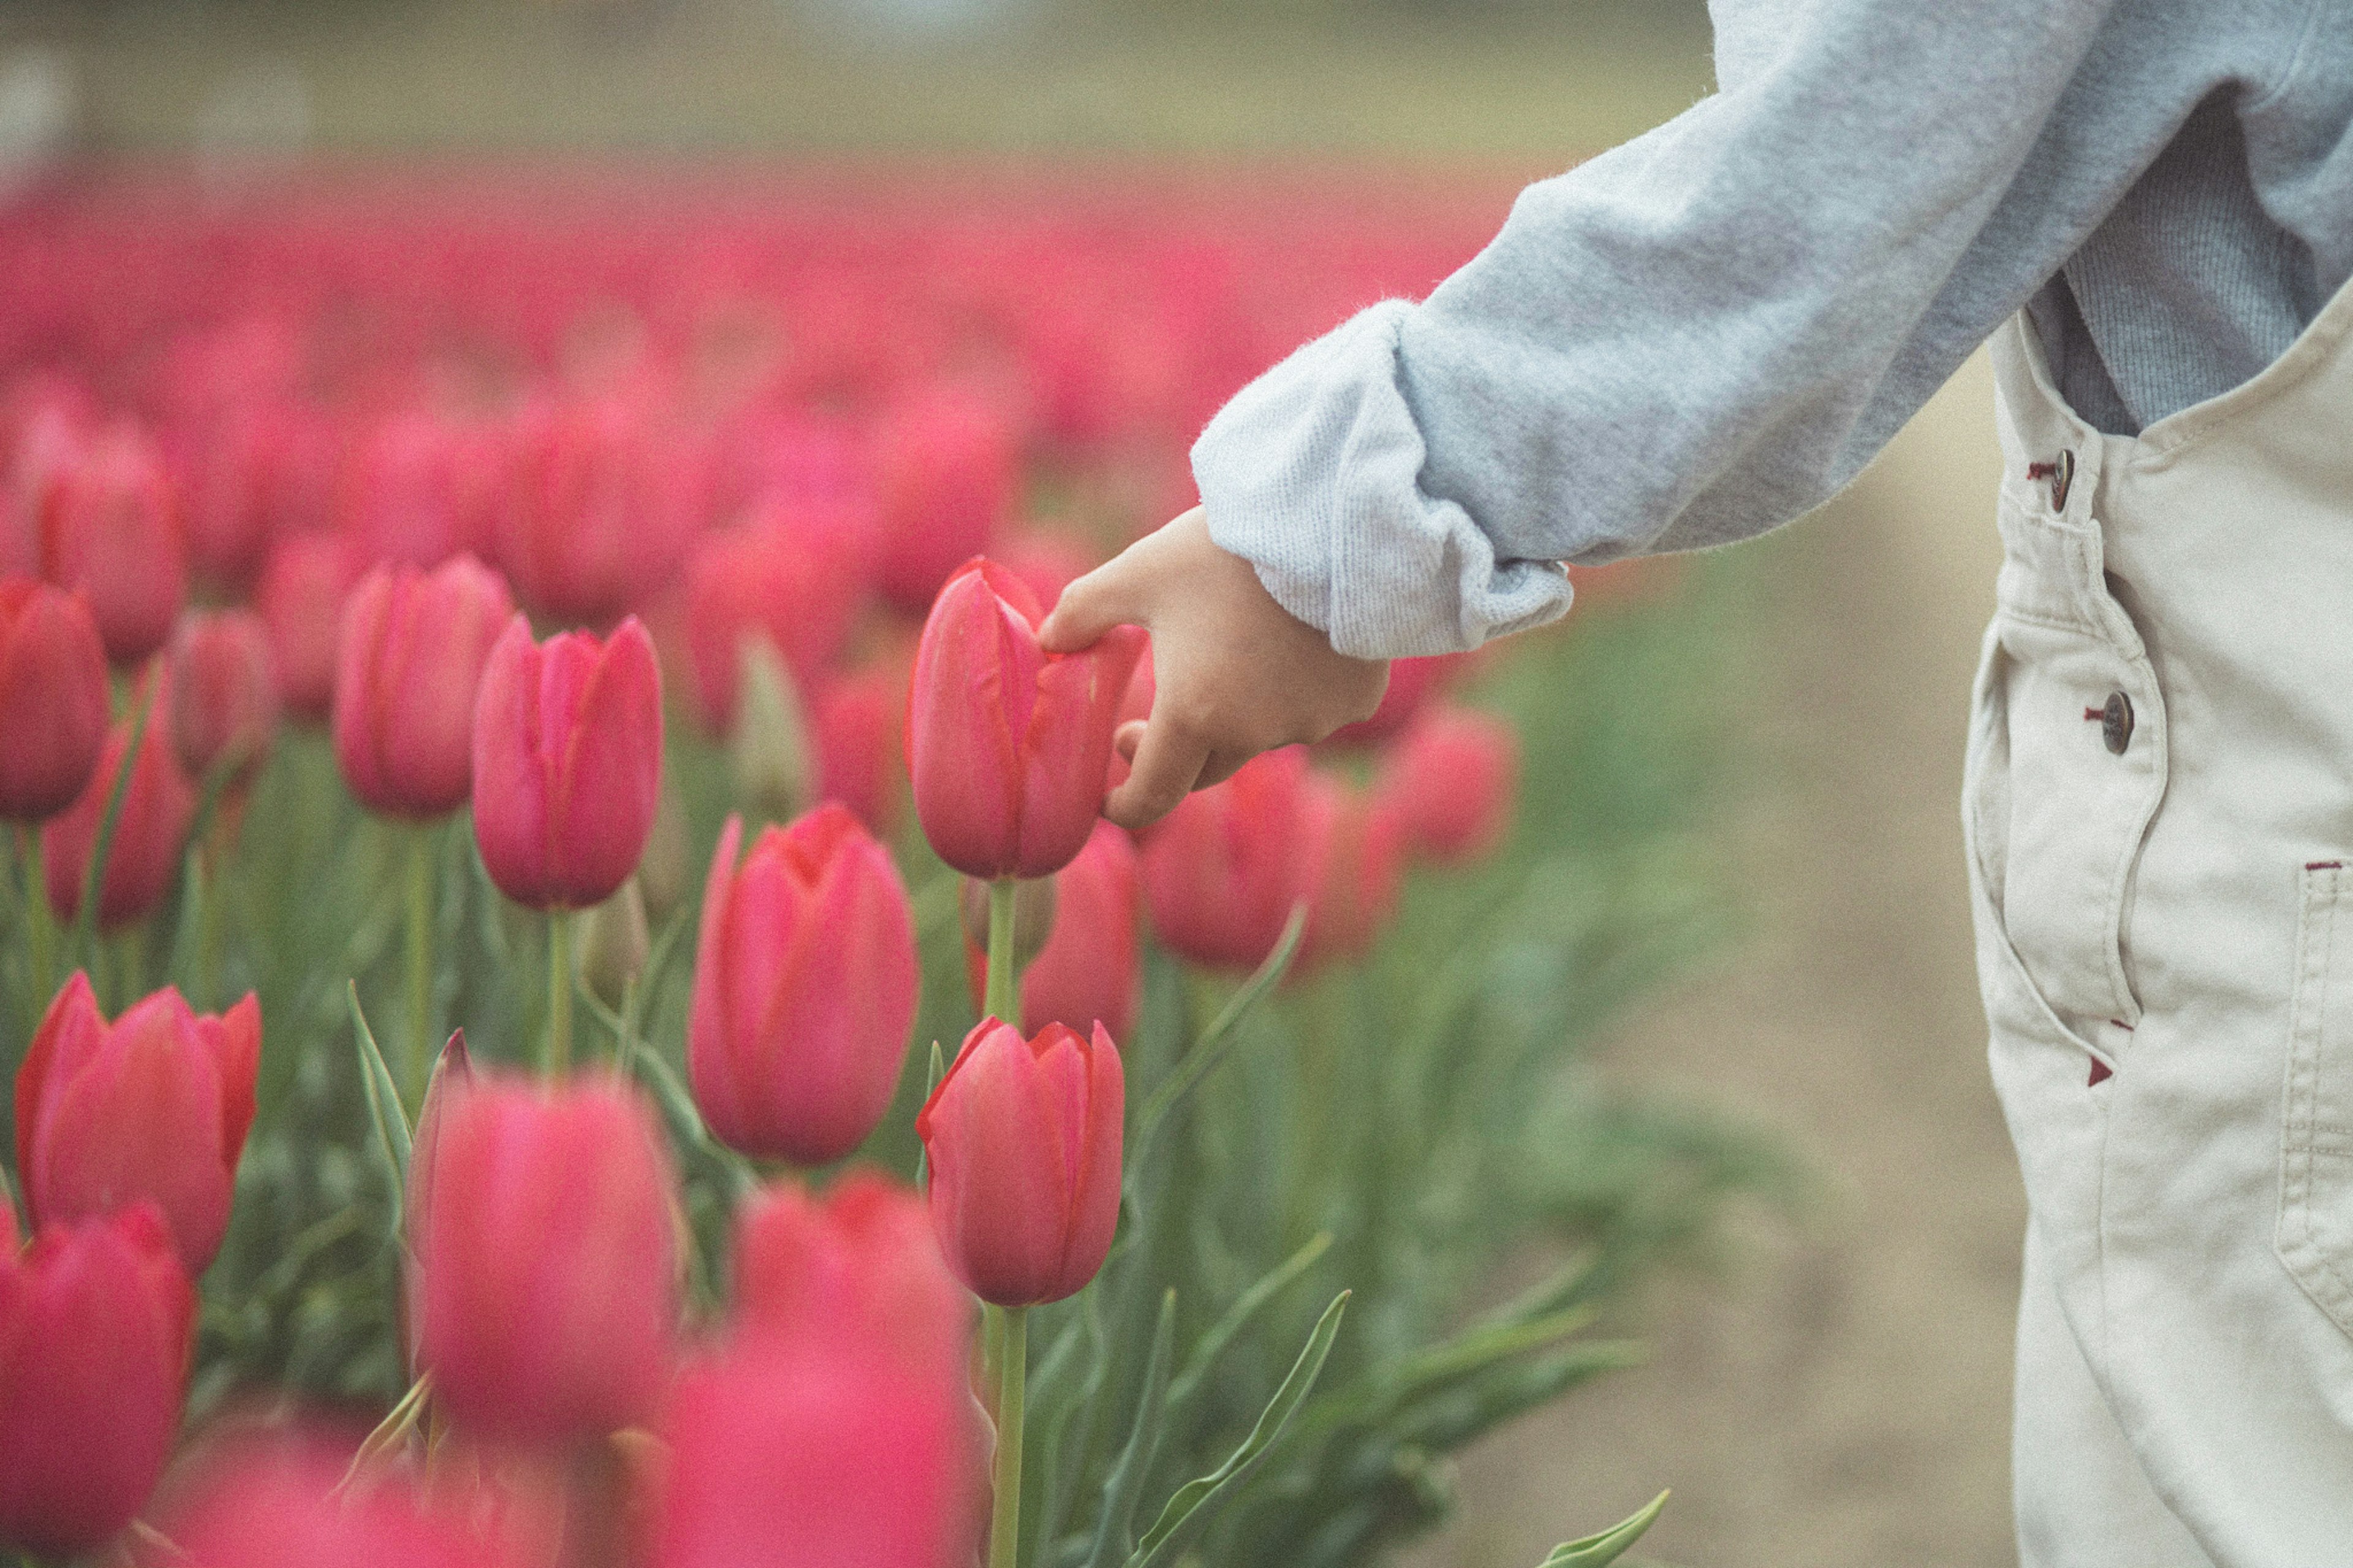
[690,807,918,1165]
[908,558,1144,882]
[472,612,665,911]
[15,973,261,1274]
[0,1204,195,1559]
[915,1017,1124,1308]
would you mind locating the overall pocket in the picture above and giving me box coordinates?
[2278,860,2353,1337]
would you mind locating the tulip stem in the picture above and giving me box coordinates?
[20,828,54,1019]
[988,1304,1028,1568]
[547,911,574,1077]
[985,877,1020,1028]
[405,826,436,1103]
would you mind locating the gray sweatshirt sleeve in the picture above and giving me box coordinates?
[1191,0,2126,658]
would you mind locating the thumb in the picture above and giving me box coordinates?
[1040,550,1148,654]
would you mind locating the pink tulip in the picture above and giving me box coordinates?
[1293,772,1404,972]
[915,1018,1124,1308]
[175,401,332,594]
[494,395,704,626]
[907,558,1144,882]
[39,425,186,665]
[1140,746,1311,971]
[336,409,501,570]
[730,1171,970,1376]
[43,703,199,933]
[679,517,865,735]
[1323,652,1472,749]
[689,808,917,1165]
[0,1205,194,1559]
[407,1071,681,1447]
[871,385,1015,613]
[332,555,515,818]
[167,608,279,784]
[15,974,261,1274]
[814,665,905,835]
[0,577,109,822]
[1378,705,1519,863]
[471,613,665,910]
[254,532,362,722]
[966,819,1141,1041]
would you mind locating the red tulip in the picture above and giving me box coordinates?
[168,608,279,784]
[175,401,332,595]
[679,517,865,735]
[255,531,362,722]
[43,703,199,932]
[1323,652,1471,748]
[39,425,186,665]
[407,1071,681,1447]
[1378,706,1519,863]
[0,1205,194,1559]
[813,665,904,834]
[336,409,502,570]
[966,819,1140,1040]
[907,559,1144,882]
[871,386,1015,613]
[494,395,704,626]
[649,1336,980,1568]
[145,1433,552,1568]
[689,808,917,1165]
[915,1018,1124,1307]
[332,555,514,819]
[1140,746,1311,971]
[731,1171,970,1375]
[1293,773,1404,972]
[15,974,260,1274]
[0,577,109,821]
[471,613,664,910]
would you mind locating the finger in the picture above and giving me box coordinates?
[1040,550,1151,654]
[1195,748,1256,790]
[1105,713,1211,830]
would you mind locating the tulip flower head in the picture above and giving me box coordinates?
[0,1204,194,1559]
[731,1170,971,1376]
[332,555,515,819]
[471,613,665,910]
[42,704,199,932]
[407,1070,682,1447]
[0,576,110,822]
[689,808,917,1165]
[167,608,280,785]
[915,1017,1124,1307]
[871,385,1015,613]
[15,974,261,1275]
[907,558,1145,882]
[254,531,361,722]
[38,424,186,665]
[1139,745,1312,972]
[1293,772,1405,972]
[964,819,1140,1041]
[680,517,866,735]
[1378,705,1520,864]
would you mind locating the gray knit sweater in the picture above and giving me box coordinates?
[1191,0,2353,657]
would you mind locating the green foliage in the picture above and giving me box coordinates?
[0,556,1792,1562]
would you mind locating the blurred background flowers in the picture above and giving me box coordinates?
[0,1,2022,1564]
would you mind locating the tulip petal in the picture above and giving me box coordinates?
[548,617,662,907]
[471,615,553,906]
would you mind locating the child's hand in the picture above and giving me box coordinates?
[1040,507,1390,829]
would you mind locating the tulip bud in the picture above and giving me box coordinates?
[0,576,109,822]
[15,973,261,1274]
[336,409,506,570]
[1378,705,1520,864]
[1294,772,1404,972]
[915,1018,1124,1307]
[471,613,665,911]
[168,608,279,786]
[0,1204,194,1559]
[43,702,199,933]
[689,809,918,1165]
[331,555,515,819]
[731,1171,971,1376]
[578,876,651,1010]
[407,1070,681,1447]
[681,517,865,735]
[813,664,904,835]
[650,1337,981,1568]
[1140,746,1311,971]
[871,385,1015,613]
[957,874,1058,975]
[968,820,1140,1042]
[494,395,703,626]
[907,559,1144,882]
[728,637,813,825]
[253,531,360,722]
[38,425,186,665]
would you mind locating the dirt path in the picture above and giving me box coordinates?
[1409,356,2023,1568]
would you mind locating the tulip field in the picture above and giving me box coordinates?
[0,168,1781,1568]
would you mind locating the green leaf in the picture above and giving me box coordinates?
[336,1374,433,1496]
[1124,1289,1348,1568]
[1131,903,1306,1170]
[626,1039,757,1202]
[916,1037,947,1191]
[74,675,155,963]
[1167,1230,1332,1412]
[1085,1290,1178,1568]
[1538,1491,1669,1567]
[348,983,412,1233]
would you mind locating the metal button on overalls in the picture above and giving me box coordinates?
[2100,690,2132,754]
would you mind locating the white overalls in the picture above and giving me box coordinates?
[1971,282,2353,1567]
